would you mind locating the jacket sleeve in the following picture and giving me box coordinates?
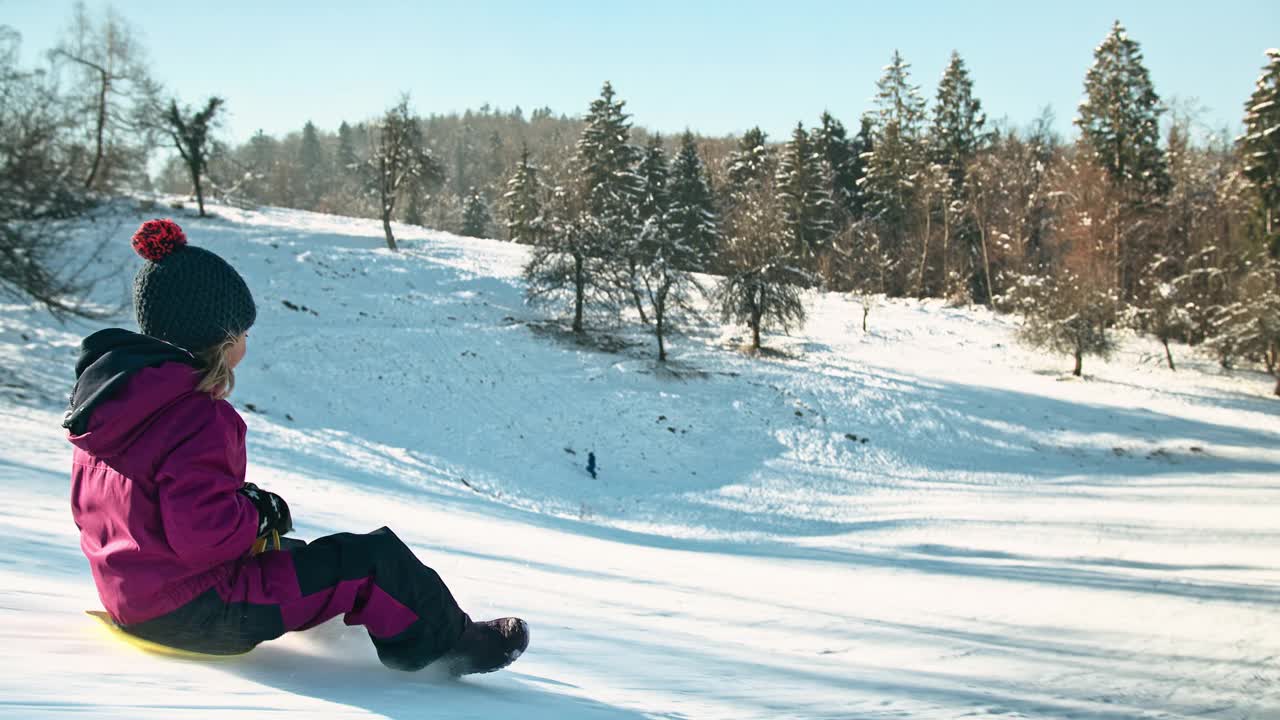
[155,399,259,567]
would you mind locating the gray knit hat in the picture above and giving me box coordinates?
[131,219,256,352]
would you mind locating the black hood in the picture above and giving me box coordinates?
[63,329,200,435]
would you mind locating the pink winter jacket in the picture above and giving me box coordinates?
[69,361,260,625]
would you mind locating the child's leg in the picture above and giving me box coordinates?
[122,527,470,669]
[269,527,470,670]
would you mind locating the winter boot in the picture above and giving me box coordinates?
[442,617,529,676]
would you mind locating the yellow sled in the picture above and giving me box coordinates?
[85,610,249,660]
[85,531,282,660]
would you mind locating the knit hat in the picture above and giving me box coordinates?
[131,219,256,352]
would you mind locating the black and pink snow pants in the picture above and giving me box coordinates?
[119,527,469,670]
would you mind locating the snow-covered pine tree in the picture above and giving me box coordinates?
[811,112,860,224]
[637,135,670,225]
[364,96,444,250]
[864,50,927,296]
[666,131,720,271]
[629,131,721,361]
[932,51,986,195]
[502,145,544,244]
[626,135,672,322]
[1076,21,1171,298]
[932,51,990,302]
[575,81,642,256]
[848,116,874,222]
[1133,254,1194,370]
[461,186,493,238]
[1241,48,1280,252]
[574,82,643,323]
[715,173,809,352]
[775,123,835,268]
[1077,21,1170,199]
[727,127,770,192]
[1209,256,1280,394]
[1168,245,1230,346]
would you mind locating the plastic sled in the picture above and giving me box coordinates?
[85,610,250,660]
[84,532,285,660]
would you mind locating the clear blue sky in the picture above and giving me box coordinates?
[6,0,1278,144]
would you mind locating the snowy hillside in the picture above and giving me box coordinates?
[2,202,1278,719]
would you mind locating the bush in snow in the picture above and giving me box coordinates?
[714,176,809,352]
[1010,271,1118,377]
[1208,256,1280,395]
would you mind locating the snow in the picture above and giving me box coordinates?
[2,201,1279,719]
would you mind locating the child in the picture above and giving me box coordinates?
[65,219,527,673]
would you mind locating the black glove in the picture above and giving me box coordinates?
[238,482,293,536]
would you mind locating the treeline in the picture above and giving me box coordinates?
[3,6,1278,393]
[150,24,1279,390]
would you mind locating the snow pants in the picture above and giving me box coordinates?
[119,527,469,671]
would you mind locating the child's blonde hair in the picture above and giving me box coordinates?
[195,333,240,400]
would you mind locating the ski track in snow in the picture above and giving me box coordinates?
[1,200,1278,719]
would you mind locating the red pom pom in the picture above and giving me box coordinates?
[131,219,188,261]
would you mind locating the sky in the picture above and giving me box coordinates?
[5,0,1278,145]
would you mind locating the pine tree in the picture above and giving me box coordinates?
[336,121,358,174]
[864,50,927,295]
[714,176,808,351]
[932,51,986,193]
[727,126,770,189]
[502,145,544,243]
[1209,256,1280,395]
[811,112,860,222]
[298,120,325,205]
[575,81,643,320]
[575,81,642,246]
[461,186,492,238]
[1077,21,1170,199]
[931,51,989,301]
[633,136,710,360]
[1241,48,1280,252]
[1132,254,1193,370]
[636,135,670,225]
[1077,21,1171,299]
[666,131,720,271]
[775,123,835,265]
[847,116,874,221]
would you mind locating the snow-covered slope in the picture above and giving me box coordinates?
[2,202,1278,719]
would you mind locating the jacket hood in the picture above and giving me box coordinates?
[64,329,201,455]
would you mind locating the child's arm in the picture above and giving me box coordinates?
[154,403,261,566]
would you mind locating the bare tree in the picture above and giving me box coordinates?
[49,1,158,191]
[1,27,112,319]
[161,96,223,217]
